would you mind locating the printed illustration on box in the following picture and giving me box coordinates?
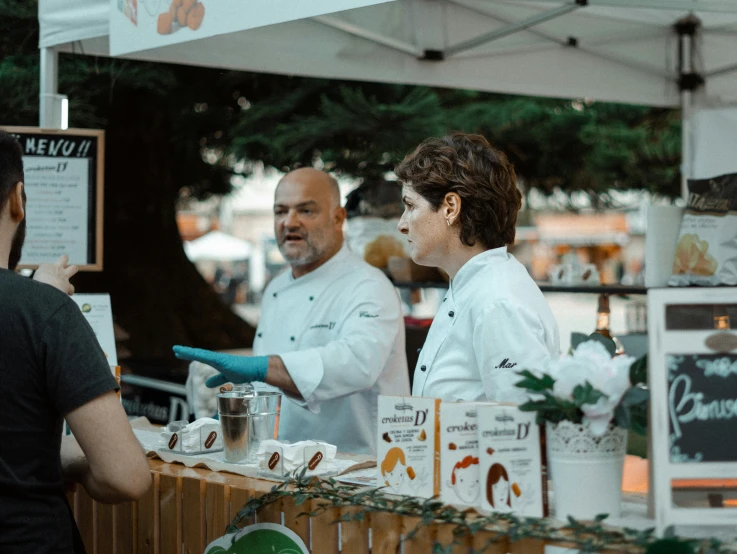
[377,396,439,498]
[381,447,414,493]
[118,0,138,25]
[158,0,205,35]
[450,455,479,503]
[477,405,546,517]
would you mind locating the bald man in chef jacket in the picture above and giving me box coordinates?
[175,169,409,455]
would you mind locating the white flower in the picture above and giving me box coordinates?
[539,340,636,436]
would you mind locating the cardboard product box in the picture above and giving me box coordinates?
[477,405,547,517]
[377,395,441,498]
[440,402,495,508]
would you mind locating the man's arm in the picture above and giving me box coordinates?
[174,276,404,408]
[265,355,302,399]
[63,391,151,503]
[278,276,405,408]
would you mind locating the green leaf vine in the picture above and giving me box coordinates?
[226,471,732,554]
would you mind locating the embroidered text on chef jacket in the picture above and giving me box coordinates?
[412,247,559,403]
[254,245,409,455]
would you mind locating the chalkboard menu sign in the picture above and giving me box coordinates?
[648,288,737,534]
[667,353,737,463]
[3,126,104,270]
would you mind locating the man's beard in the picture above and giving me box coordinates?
[277,232,323,267]
[8,217,26,271]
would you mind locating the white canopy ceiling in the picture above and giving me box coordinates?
[39,0,737,108]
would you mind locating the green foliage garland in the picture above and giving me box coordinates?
[227,471,732,554]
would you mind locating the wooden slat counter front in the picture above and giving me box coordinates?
[65,459,595,554]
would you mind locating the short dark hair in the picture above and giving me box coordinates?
[395,132,521,249]
[0,130,24,213]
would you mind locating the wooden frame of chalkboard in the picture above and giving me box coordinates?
[648,287,737,534]
[4,126,104,271]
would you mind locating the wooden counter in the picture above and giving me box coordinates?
[71,458,715,554]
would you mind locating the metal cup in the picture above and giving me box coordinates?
[217,390,282,463]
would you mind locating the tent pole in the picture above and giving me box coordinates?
[681,89,692,199]
[676,15,702,200]
[39,47,63,129]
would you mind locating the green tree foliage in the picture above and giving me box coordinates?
[229,85,682,199]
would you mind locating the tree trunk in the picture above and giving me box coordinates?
[73,87,255,365]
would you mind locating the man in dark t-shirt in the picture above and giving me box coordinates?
[0,130,151,553]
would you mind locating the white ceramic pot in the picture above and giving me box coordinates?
[546,421,628,521]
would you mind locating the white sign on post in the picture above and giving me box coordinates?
[64,293,119,436]
[109,0,394,56]
[70,293,118,368]
[648,287,737,534]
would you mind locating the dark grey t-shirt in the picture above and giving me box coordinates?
[0,269,119,553]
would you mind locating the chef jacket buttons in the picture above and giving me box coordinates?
[290,336,295,341]
[420,365,427,371]
[257,332,262,338]
[273,292,278,298]
[309,296,314,301]
[448,311,455,317]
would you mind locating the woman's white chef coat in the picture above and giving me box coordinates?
[254,245,409,455]
[412,247,559,403]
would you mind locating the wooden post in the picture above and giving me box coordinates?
[509,538,546,554]
[230,487,254,528]
[309,499,340,554]
[402,516,437,554]
[159,474,181,554]
[136,472,158,554]
[95,502,115,554]
[205,482,230,545]
[113,502,135,554]
[471,529,509,554]
[339,506,370,554]
[281,496,310,548]
[256,495,283,525]
[371,511,402,554]
[76,489,95,553]
[436,522,472,554]
[181,476,205,554]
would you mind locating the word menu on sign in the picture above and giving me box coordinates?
[3,127,104,269]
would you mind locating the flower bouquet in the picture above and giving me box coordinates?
[514,334,649,521]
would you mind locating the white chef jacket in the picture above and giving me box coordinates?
[254,245,409,455]
[412,247,559,403]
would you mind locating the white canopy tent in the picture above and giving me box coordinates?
[184,230,252,262]
[38,0,737,190]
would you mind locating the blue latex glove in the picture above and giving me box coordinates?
[173,345,269,388]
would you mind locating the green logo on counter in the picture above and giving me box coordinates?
[205,523,308,554]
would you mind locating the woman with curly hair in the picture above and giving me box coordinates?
[396,132,559,402]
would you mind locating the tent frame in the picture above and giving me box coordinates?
[39,1,722,197]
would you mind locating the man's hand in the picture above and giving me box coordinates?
[33,255,78,295]
[173,345,269,388]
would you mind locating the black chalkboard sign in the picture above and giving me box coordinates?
[667,353,737,463]
[3,126,105,270]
